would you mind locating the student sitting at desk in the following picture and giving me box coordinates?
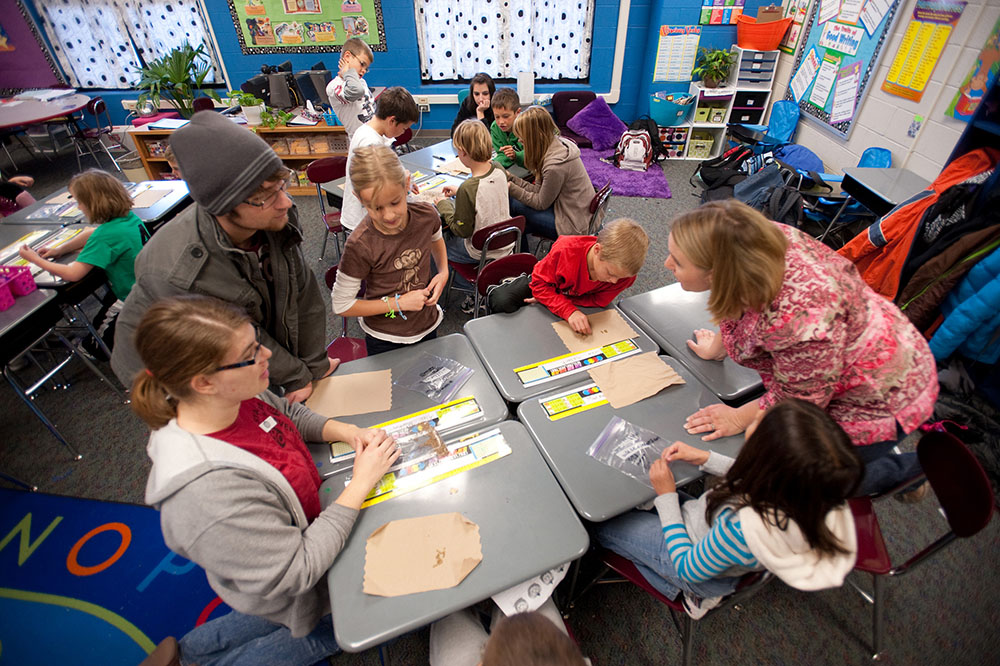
[341,86,420,234]
[490,88,523,170]
[18,169,143,357]
[132,295,399,666]
[488,218,648,335]
[436,118,513,313]
[332,144,449,356]
[451,72,496,137]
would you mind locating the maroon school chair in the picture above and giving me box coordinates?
[306,156,348,261]
[392,126,415,154]
[475,252,538,318]
[323,265,366,362]
[445,216,524,314]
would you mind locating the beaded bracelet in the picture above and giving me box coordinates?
[381,295,396,319]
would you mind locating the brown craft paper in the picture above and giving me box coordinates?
[437,156,471,175]
[131,188,170,209]
[587,352,685,408]
[304,369,392,418]
[363,512,482,597]
[551,309,639,353]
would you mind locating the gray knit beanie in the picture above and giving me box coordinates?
[169,111,285,215]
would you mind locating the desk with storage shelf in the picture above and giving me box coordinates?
[127,121,348,196]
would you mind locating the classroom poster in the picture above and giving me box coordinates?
[652,26,701,82]
[860,0,894,35]
[947,15,1000,121]
[818,0,841,25]
[818,21,864,55]
[837,0,865,25]
[790,47,821,101]
[780,0,813,55]
[699,0,746,25]
[882,0,965,102]
[226,0,387,54]
[830,60,861,122]
[809,53,841,107]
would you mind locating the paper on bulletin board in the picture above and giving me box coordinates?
[830,61,862,124]
[836,0,865,25]
[652,26,701,82]
[818,0,841,25]
[780,0,813,55]
[809,53,841,107]
[861,0,894,36]
[790,47,822,102]
[818,21,864,55]
[882,0,966,102]
[947,16,1000,121]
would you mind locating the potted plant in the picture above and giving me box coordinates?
[692,48,736,88]
[135,43,222,118]
[229,90,267,127]
[260,108,295,129]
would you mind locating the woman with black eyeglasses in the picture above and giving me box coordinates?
[132,295,399,666]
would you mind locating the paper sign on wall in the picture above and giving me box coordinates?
[830,60,862,123]
[882,0,966,102]
[790,47,822,101]
[780,0,813,55]
[837,0,865,25]
[809,53,841,107]
[860,0,893,36]
[947,15,1000,121]
[818,0,842,25]
[819,21,864,55]
[653,26,702,82]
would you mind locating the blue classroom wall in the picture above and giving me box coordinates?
[23,0,769,128]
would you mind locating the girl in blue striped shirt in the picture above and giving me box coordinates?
[595,399,864,617]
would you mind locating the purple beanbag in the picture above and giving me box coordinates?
[566,97,628,151]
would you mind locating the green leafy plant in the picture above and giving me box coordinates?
[259,109,295,129]
[692,48,736,87]
[227,90,265,108]
[135,43,222,118]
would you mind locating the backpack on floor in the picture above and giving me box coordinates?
[612,129,654,172]
[629,115,667,163]
[691,145,755,202]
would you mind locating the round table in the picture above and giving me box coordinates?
[0,94,91,130]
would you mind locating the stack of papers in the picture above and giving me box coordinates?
[17,88,76,102]
[147,117,189,130]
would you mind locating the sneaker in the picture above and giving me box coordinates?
[459,295,475,315]
[682,592,723,620]
[895,480,930,504]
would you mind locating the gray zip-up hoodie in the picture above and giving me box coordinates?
[144,392,358,637]
[508,136,594,236]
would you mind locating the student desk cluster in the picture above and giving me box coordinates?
[310,288,764,652]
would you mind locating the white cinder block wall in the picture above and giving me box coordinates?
[770,0,1000,181]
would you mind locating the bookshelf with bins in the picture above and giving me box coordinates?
[127,122,349,195]
[655,46,778,160]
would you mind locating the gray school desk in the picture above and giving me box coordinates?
[307,333,508,477]
[516,356,746,522]
[399,139,532,181]
[463,304,660,404]
[841,167,931,218]
[619,284,763,403]
[320,419,589,652]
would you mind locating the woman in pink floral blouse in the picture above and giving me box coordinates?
[664,200,938,496]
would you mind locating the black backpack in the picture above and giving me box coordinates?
[628,115,666,163]
[691,145,755,202]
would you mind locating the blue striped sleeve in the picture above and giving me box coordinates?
[661,508,758,583]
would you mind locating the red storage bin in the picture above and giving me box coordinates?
[0,265,36,296]
[736,16,793,51]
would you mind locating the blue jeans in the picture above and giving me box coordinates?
[445,234,475,290]
[509,196,557,250]
[179,610,340,666]
[594,509,742,601]
[854,435,923,497]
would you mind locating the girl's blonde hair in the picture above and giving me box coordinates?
[452,118,492,163]
[69,169,132,223]
[130,295,250,429]
[512,106,559,176]
[670,200,788,321]
[349,144,407,203]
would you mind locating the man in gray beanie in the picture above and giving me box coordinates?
[111,111,337,401]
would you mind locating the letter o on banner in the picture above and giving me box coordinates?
[67,522,132,576]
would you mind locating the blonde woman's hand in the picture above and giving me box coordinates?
[684,404,747,441]
[351,432,400,490]
[686,329,726,361]
[662,441,710,466]
[649,458,676,495]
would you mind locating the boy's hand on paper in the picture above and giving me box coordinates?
[441,185,457,197]
[352,433,400,489]
[567,310,592,335]
[687,329,725,360]
[650,458,676,495]
[425,272,448,306]
[663,441,710,466]
[500,145,516,159]
[685,404,745,441]
[17,245,41,263]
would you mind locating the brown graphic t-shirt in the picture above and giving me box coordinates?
[340,201,442,339]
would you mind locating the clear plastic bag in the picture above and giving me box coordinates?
[395,353,473,403]
[586,416,669,488]
[392,422,450,466]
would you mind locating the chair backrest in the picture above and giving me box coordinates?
[392,127,413,150]
[324,264,339,290]
[918,431,995,538]
[588,182,613,235]
[192,97,216,113]
[551,91,596,126]
[476,253,538,297]
[858,147,892,169]
[471,215,525,254]
[306,156,348,186]
[86,96,106,117]
[457,88,469,106]
[767,100,800,144]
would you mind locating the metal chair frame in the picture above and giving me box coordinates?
[444,216,524,316]
[306,156,348,262]
[323,264,367,363]
[71,96,128,172]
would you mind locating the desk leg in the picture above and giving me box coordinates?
[3,365,83,460]
[818,198,852,243]
[54,331,127,402]
[0,470,38,491]
[60,303,113,362]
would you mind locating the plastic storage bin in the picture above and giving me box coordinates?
[0,265,37,296]
[736,16,793,51]
[650,93,694,127]
[687,132,715,159]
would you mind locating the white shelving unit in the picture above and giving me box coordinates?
[657,46,779,160]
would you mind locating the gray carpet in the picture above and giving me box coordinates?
[1,138,997,665]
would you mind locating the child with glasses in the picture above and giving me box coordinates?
[18,169,143,357]
[325,36,376,141]
[132,295,399,666]
[332,144,449,356]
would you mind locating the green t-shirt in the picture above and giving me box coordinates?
[490,121,525,169]
[76,211,144,300]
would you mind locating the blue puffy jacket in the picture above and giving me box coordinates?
[929,244,1000,364]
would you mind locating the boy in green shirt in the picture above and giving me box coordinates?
[490,87,524,169]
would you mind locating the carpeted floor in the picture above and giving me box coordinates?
[579,148,673,199]
[1,135,998,665]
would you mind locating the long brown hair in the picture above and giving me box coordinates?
[130,295,250,429]
[512,105,559,176]
[705,399,863,556]
[69,169,132,223]
[670,200,787,322]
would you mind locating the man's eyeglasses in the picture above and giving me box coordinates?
[215,325,263,372]
[243,177,292,209]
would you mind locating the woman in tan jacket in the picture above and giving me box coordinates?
[507,106,594,243]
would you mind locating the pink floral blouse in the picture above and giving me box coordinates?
[720,224,938,446]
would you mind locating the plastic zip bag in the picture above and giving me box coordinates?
[586,416,669,488]
[395,353,473,403]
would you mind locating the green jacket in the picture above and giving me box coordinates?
[490,122,524,169]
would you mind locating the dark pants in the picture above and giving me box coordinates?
[365,328,438,356]
[854,428,923,497]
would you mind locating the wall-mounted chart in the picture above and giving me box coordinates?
[783,0,903,139]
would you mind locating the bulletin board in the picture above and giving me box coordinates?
[783,0,903,139]
[0,0,65,95]
[227,0,387,55]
